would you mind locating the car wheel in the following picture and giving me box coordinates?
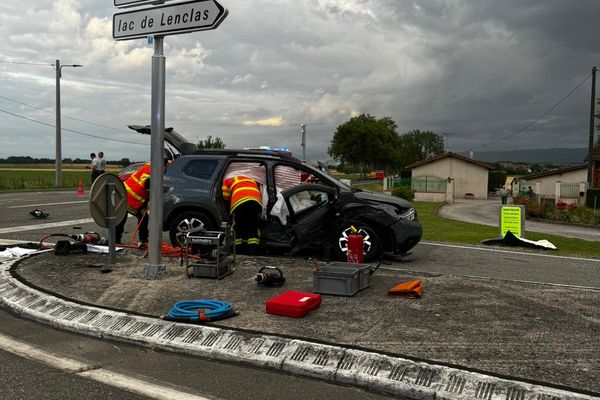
[169,211,216,246]
[333,223,381,263]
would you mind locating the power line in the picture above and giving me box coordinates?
[462,72,592,152]
[0,107,149,146]
[0,59,51,66]
[0,94,134,135]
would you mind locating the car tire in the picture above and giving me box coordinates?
[169,211,216,246]
[333,223,381,263]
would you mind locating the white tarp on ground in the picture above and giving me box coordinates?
[0,247,38,260]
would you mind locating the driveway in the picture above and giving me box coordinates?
[438,198,600,242]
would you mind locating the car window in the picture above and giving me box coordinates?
[274,164,322,192]
[288,189,330,217]
[182,159,218,179]
[223,162,267,186]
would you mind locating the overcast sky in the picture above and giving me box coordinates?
[1,0,599,162]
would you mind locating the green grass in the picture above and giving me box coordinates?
[415,201,600,259]
[0,170,92,190]
[0,165,123,190]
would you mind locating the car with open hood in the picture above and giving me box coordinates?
[130,125,422,261]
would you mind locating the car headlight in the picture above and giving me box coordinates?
[398,207,416,221]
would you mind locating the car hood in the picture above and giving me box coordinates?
[353,190,413,209]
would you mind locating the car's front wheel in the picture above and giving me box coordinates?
[333,223,381,263]
[169,211,216,246]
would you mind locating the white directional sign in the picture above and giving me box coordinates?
[113,0,228,40]
[114,0,167,8]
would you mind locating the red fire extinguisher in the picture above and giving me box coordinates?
[347,226,364,264]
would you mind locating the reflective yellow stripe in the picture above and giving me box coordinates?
[234,238,244,245]
[125,182,145,203]
[247,238,260,245]
[232,186,259,196]
[231,197,261,213]
[233,177,255,185]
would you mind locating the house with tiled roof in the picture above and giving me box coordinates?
[407,152,494,202]
[514,164,587,204]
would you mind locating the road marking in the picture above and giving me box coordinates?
[0,332,210,400]
[381,266,600,290]
[0,218,95,234]
[0,239,30,245]
[419,241,600,263]
[8,200,88,209]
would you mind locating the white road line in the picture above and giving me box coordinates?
[0,239,30,245]
[0,332,210,400]
[419,241,600,262]
[8,200,88,209]
[0,218,95,234]
[381,266,600,290]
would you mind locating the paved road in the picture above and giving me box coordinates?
[439,198,600,242]
[0,309,397,400]
[2,190,599,396]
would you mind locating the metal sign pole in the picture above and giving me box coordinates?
[145,35,166,278]
[106,181,117,266]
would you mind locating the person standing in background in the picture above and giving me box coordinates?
[500,186,509,205]
[88,153,97,182]
[92,151,106,182]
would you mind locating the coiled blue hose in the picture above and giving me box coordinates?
[165,300,234,322]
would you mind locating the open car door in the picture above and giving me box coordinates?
[281,183,338,251]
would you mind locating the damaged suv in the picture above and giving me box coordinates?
[130,126,422,261]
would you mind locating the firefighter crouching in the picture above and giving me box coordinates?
[115,151,172,246]
[222,176,262,255]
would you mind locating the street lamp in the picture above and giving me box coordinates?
[300,123,306,161]
[53,59,83,188]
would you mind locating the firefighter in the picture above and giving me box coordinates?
[222,175,262,255]
[115,150,173,245]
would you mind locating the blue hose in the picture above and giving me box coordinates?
[165,300,234,322]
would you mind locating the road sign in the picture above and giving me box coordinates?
[115,0,168,8]
[89,174,127,229]
[113,0,228,40]
[115,0,163,8]
[499,205,525,238]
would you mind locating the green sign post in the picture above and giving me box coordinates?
[499,205,525,238]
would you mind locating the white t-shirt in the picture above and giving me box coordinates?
[97,157,106,172]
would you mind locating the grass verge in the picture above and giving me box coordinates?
[415,201,600,259]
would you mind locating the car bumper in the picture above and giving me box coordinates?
[390,218,423,254]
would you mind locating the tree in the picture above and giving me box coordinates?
[397,130,444,167]
[328,114,401,176]
[197,135,225,149]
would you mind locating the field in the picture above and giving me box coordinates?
[0,164,122,190]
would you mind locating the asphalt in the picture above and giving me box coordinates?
[1,198,599,400]
[439,197,600,242]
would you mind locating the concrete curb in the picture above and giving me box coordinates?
[1,254,598,400]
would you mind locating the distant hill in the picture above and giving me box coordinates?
[458,148,588,164]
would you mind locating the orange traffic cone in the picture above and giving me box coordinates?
[76,178,85,196]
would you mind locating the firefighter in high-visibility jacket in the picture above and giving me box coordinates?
[115,162,151,245]
[222,176,262,255]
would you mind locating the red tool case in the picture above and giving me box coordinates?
[265,291,321,318]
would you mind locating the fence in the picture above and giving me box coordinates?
[411,176,447,193]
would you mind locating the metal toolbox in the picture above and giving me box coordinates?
[184,223,235,279]
[313,262,371,296]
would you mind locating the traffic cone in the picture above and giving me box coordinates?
[76,178,85,196]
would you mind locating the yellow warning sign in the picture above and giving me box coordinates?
[500,206,524,238]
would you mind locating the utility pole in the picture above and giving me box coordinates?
[300,123,306,160]
[54,60,82,188]
[587,66,597,187]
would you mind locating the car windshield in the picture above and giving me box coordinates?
[302,163,350,190]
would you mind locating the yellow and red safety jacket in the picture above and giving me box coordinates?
[124,162,151,213]
[222,176,262,213]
